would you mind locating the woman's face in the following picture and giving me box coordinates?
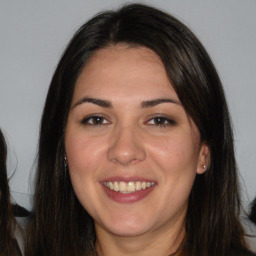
[65,45,209,238]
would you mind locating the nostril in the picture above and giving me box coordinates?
[110,156,141,166]
[107,143,146,165]
[107,128,146,165]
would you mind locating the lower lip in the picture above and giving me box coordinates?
[101,185,155,203]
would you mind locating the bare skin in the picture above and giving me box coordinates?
[65,45,210,256]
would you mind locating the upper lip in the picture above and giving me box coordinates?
[100,176,156,183]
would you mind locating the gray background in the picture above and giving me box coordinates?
[0,0,255,211]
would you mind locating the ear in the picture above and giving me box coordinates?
[196,142,210,174]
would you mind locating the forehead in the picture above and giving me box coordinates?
[73,45,178,103]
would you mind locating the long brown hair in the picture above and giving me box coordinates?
[26,4,251,256]
[0,129,17,255]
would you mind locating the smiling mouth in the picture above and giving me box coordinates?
[103,181,155,193]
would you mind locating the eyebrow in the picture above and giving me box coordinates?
[72,97,112,109]
[72,97,180,109]
[141,98,180,108]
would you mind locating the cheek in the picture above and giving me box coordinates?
[148,135,199,208]
[65,132,106,176]
[147,135,199,172]
[65,132,106,214]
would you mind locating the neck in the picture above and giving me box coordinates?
[95,220,186,256]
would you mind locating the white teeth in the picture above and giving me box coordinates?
[109,182,114,190]
[114,181,119,192]
[135,181,141,190]
[119,182,126,192]
[103,181,155,193]
[127,182,135,192]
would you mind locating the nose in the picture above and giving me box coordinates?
[107,126,146,166]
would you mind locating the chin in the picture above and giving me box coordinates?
[100,214,153,237]
[108,224,150,237]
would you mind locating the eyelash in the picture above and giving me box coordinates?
[146,116,176,128]
[80,115,176,128]
[80,115,110,126]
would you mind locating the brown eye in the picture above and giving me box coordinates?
[153,117,167,125]
[147,116,176,127]
[81,115,109,125]
[90,116,104,125]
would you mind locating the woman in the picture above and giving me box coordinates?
[25,4,255,256]
[0,129,22,256]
